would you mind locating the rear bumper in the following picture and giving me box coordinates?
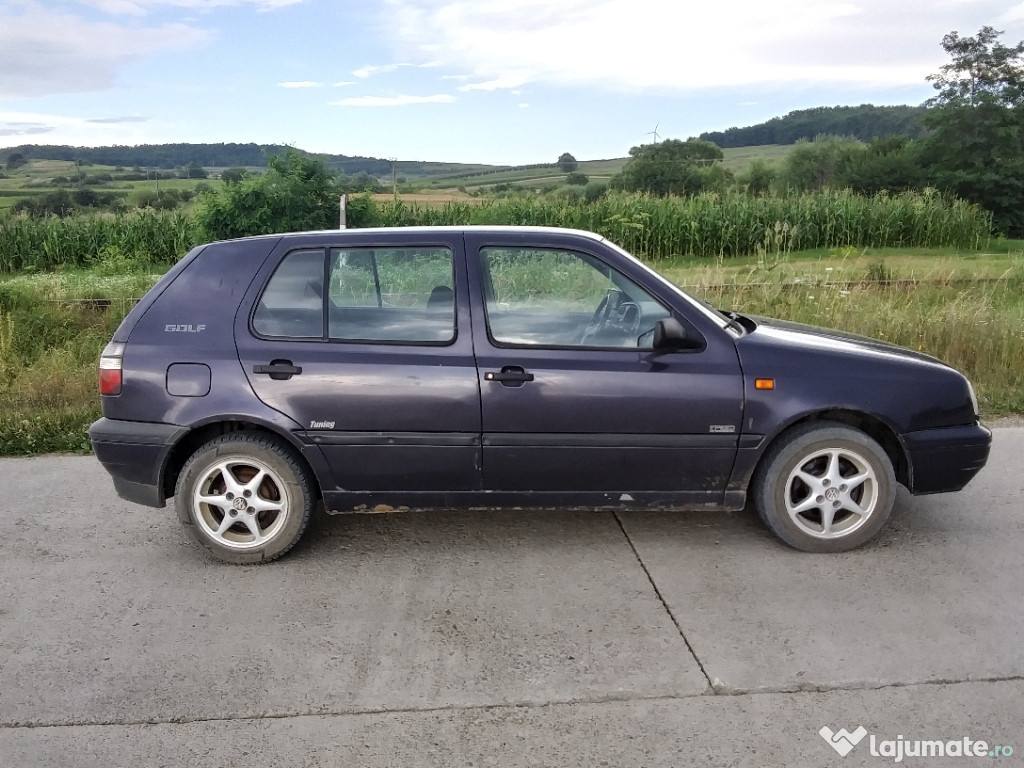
[89,418,188,508]
[903,422,992,494]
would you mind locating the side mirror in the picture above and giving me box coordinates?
[652,317,689,350]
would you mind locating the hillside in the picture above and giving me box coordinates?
[0,103,931,190]
[700,104,928,148]
[0,143,497,180]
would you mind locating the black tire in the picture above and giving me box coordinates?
[752,422,896,553]
[175,432,316,564]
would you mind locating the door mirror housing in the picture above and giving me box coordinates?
[653,317,689,350]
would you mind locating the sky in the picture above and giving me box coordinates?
[1,0,1023,165]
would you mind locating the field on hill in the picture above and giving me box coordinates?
[0,144,801,213]
[0,159,226,212]
[406,145,796,192]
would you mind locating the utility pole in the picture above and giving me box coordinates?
[391,157,398,200]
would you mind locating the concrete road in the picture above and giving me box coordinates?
[1,429,1021,767]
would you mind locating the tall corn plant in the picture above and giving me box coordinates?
[0,210,201,272]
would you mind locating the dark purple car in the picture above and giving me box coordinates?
[89,227,991,563]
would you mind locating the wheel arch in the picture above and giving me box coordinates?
[765,409,910,488]
[161,420,323,503]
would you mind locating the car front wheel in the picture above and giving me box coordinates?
[175,432,315,564]
[753,422,896,553]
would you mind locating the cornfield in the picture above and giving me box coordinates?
[0,190,992,273]
[368,191,993,260]
[0,210,200,272]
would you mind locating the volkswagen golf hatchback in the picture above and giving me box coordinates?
[90,227,991,563]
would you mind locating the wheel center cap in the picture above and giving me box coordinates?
[232,497,247,511]
[825,487,841,502]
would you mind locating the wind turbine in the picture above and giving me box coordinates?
[647,123,661,143]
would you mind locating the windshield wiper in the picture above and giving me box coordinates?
[719,310,744,334]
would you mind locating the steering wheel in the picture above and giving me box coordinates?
[579,289,620,345]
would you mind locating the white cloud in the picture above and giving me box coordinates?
[331,94,455,107]
[76,0,305,13]
[458,74,528,92]
[278,80,323,88]
[332,81,356,87]
[0,109,146,140]
[353,61,441,79]
[380,0,1003,92]
[0,3,210,97]
[86,115,150,123]
[353,63,407,78]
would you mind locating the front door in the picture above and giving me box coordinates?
[235,233,480,493]
[465,234,743,504]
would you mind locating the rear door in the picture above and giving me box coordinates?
[465,231,744,504]
[235,231,481,493]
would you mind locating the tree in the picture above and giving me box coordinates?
[583,181,607,203]
[611,138,723,196]
[565,171,588,185]
[220,167,248,185]
[921,26,1024,234]
[743,158,776,196]
[181,161,208,179]
[5,152,26,171]
[778,136,862,191]
[842,135,924,194]
[557,152,578,173]
[196,150,343,240]
[926,26,1024,107]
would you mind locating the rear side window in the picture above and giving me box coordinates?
[328,247,454,343]
[252,246,455,344]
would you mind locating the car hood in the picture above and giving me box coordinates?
[741,315,949,368]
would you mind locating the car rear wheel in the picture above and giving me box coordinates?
[753,422,896,553]
[175,432,315,564]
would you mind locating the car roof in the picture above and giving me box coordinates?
[214,225,608,246]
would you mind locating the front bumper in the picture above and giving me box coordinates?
[902,422,992,494]
[89,418,188,507]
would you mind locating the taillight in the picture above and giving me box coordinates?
[99,342,125,395]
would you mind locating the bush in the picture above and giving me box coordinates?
[196,150,343,240]
[584,181,608,203]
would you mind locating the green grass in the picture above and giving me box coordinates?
[719,144,795,172]
[685,263,1024,414]
[0,263,163,455]
[658,242,1024,287]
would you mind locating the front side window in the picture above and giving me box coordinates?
[480,247,669,349]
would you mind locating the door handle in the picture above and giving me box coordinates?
[484,366,534,387]
[253,360,302,380]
